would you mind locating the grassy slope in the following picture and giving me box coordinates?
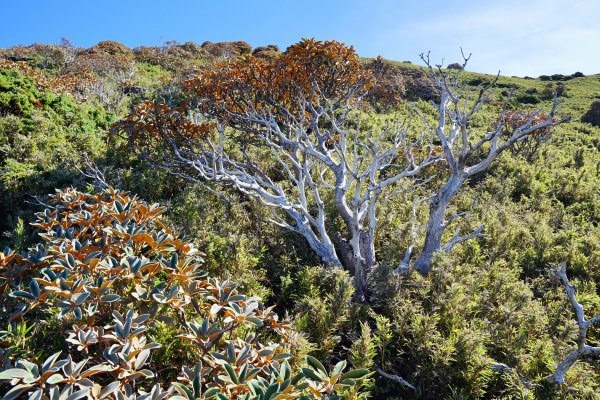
[1,44,600,398]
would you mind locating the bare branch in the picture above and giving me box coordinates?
[441,224,486,253]
[75,154,110,190]
[490,362,535,389]
[374,364,416,390]
[395,194,433,274]
[413,54,569,274]
[446,211,467,226]
[25,194,53,209]
[547,262,600,385]
[117,43,570,300]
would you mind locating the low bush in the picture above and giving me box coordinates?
[581,100,600,127]
[446,62,463,70]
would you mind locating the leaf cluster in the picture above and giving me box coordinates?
[0,187,369,399]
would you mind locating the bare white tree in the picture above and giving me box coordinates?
[117,42,568,300]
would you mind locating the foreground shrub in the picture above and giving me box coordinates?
[0,187,368,399]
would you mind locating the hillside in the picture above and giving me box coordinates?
[0,40,599,399]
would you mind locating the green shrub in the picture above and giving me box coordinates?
[517,94,541,104]
[0,66,111,247]
[1,38,600,399]
[365,258,599,399]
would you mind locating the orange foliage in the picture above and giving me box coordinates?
[115,39,376,147]
[5,187,292,334]
[498,110,557,137]
[182,38,374,127]
[0,249,27,297]
[0,187,307,399]
[112,100,214,147]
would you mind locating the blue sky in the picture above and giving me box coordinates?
[1,0,598,76]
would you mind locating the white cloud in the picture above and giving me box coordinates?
[368,0,600,76]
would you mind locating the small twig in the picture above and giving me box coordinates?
[490,362,535,389]
[75,154,110,189]
[374,364,416,390]
[25,194,53,209]
[446,211,467,226]
[442,224,486,253]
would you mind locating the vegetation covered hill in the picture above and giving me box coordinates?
[0,39,599,399]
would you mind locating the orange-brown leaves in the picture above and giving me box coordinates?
[498,110,556,137]
[112,100,214,147]
[117,39,374,150]
[0,187,310,398]
[280,38,372,99]
[183,56,273,117]
[182,38,374,126]
[0,249,28,296]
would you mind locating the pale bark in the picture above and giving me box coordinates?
[121,51,569,296]
[547,263,600,385]
[414,173,467,273]
[410,53,569,274]
[374,364,415,390]
[128,79,438,301]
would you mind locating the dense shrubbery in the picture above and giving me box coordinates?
[446,62,463,70]
[364,57,406,111]
[1,38,599,399]
[252,45,280,60]
[390,63,440,102]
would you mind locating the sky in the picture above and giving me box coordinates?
[1,0,598,77]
